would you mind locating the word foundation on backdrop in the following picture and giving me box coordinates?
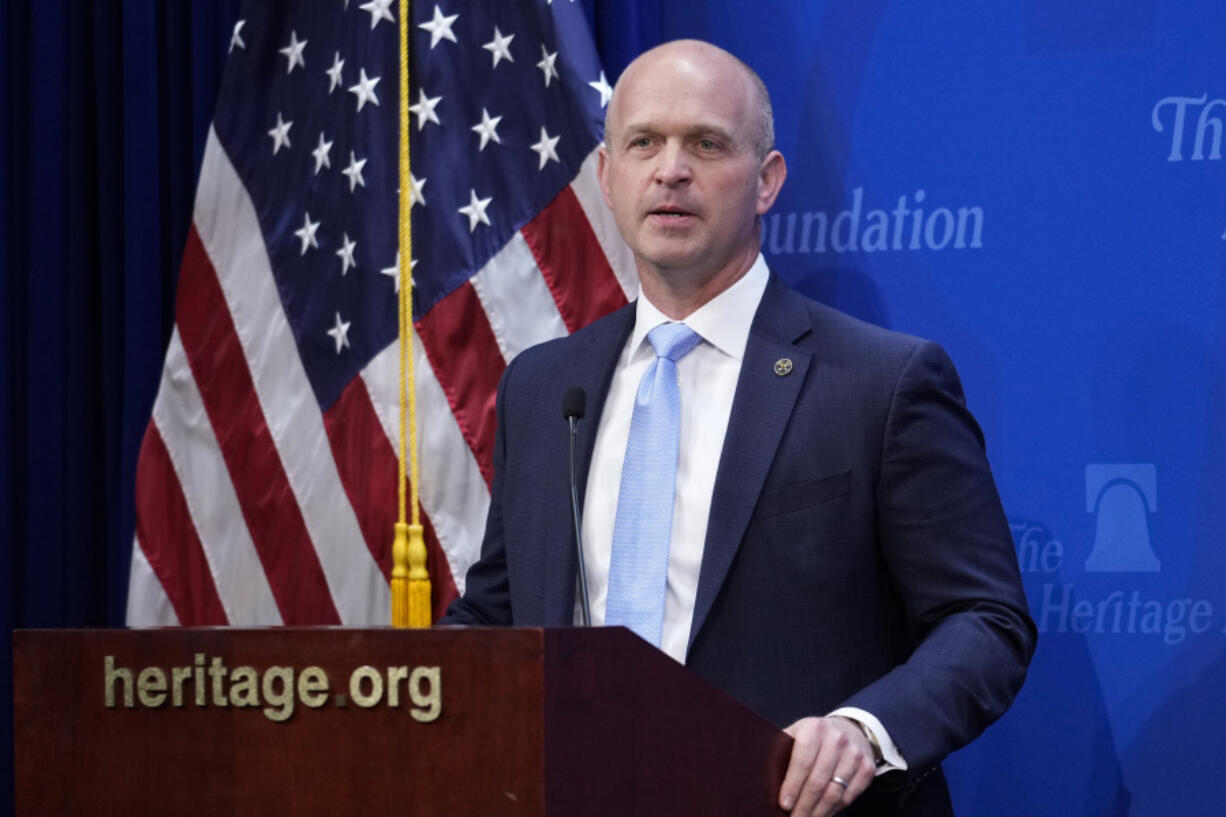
[766,188,984,255]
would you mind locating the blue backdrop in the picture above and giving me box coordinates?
[683,2,1225,814]
[4,2,1224,815]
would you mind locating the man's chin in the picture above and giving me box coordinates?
[635,240,704,274]
[639,255,702,282]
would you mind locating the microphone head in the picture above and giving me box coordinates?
[562,386,586,420]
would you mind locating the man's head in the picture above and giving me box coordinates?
[602,48,776,161]
[598,40,786,313]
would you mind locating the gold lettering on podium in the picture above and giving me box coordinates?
[102,655,443,724]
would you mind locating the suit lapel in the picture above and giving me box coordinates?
[688,276,813,651]
[542,304,636,623]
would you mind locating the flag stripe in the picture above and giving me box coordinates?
[360,339,491,595]
[520,184,630,333]
[133,424,229,625]
[175,226,341,624]
[153,329,283,624]
[322,376,459,617]
[415,281,506,487]
[126,540,181,626]
[194,128,388,623]
[569,150,639,301]
[420,511,459,620]
[469,231,568,362]
[321,376,399,581]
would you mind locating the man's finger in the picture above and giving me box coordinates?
[791,725,844,817]
[779,718,821,811]
[830,751,876,808]
[794,726,853,814]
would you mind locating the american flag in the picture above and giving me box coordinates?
[126,0,635,626]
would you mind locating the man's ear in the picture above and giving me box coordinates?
[755,149,787,215]
[597,144,614,210]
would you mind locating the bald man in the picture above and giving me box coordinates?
[443,40,1035,817]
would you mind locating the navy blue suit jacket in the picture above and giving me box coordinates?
[443,274,1035,813]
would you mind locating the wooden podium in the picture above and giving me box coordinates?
[13,627,791,815]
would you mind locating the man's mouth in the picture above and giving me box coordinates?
[647,205,696,220]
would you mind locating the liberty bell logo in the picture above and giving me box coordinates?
[1084,464,1160,572]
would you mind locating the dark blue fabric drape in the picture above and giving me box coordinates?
[1,2,242,812]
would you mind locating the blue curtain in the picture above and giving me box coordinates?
[1,2,242,812]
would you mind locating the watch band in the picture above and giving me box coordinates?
[837,715,885,767]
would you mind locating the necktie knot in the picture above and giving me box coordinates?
[647,323,701,363]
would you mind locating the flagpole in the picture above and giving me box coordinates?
[392,0,431,628]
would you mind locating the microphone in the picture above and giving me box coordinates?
[562,387,592,627]
[562,386,586,423]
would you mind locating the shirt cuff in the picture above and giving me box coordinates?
[829,706,908,775]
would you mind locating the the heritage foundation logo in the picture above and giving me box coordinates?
[1084,463,1160,572]
[1012,464,1222,642]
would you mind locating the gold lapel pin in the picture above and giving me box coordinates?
[773,358,793,376]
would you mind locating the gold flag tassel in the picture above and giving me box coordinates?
[391,0,431,627]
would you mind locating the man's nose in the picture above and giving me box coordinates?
[653,142,691,185]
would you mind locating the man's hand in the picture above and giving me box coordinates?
[779,716,876,816]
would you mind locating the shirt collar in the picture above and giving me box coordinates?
[630,253,770,362]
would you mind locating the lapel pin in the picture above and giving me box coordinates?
[773,358,793,376]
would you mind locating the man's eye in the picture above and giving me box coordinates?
[698,139,719,151]
[632,137,652,148]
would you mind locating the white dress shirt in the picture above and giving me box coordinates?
[578,255,769,662]
[574,253,906,773]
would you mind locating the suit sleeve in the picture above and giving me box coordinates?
[842,340,1037,775]
[437,357,518,626]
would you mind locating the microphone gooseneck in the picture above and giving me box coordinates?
[562,387,592,627]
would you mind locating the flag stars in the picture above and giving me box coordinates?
[482,27,515,68]
[325,52,345,93]
[408,173,427,208]
[409,88,442,131]
[458,189,493,232]
[381,253,418,291]
[342,151,367,191]
[336,233,357,275]
[471,108,503,151]
[537,45,559,87]
[530,127,560,170]
[229,20,246,53]
[279,30,307,74]
[589,71,612,108]
[419,5,459,49]
[268,112,292,154]
[348,68,381,111]
[311,133,333,174]
[326,312,352,354]
[380,254,400,289]
[294,212,321,255]
[359,0,394,30]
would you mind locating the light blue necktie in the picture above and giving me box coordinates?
[605,322,703,646]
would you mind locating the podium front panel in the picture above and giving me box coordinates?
[14,627,789,815]
[14,628,546,816]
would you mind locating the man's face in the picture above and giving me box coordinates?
[598,46,783,289]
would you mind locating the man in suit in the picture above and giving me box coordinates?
[442,39,1035,817]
